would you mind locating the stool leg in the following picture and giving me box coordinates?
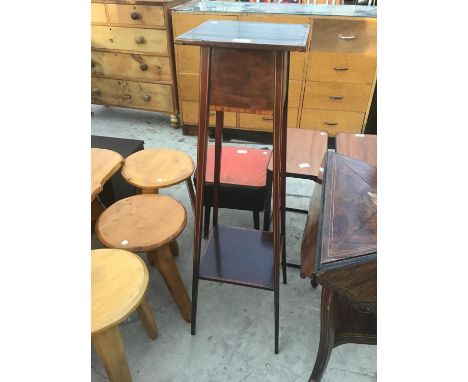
[137,297,158,340]
[253,210,260,230]
[170,241,179,257]
[91,197,106,232]
[204,206,211,239]
[92,326,131,382]
[141,188,158,194]
[149,244,192,323]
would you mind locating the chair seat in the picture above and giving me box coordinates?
[91,248,149,335]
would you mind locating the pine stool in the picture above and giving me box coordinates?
[95,194,192,322]
[92,248,157,382]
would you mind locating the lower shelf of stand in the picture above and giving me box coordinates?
[199,225,275,291]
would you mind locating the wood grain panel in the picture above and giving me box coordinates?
[300,109,364,136]
[307,52,376,84]
[178,73,199,101]
[289,79,302,108]
[239,108,297,131]
[181,101,237,127]
[107,4,165,27]
[91,3,107,24]
[91,26,168,54]
[91,51,172,83]
[92,78,174,112]
[311,18,376,55]
[303,82,372,112]
[172,13,238,37]
[175,45,200,74]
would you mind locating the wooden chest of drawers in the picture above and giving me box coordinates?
[171,2,377,136]
[91,0,189,127]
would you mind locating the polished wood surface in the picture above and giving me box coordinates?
[121,148,194,189]
[175,20,310,51]
[335,132,377,166]
[267,128,328,178]
[91,148,124,201]
[96,194,187,252]
[91,248,150,335]
[300,151,376,382]
[199,225,275,290]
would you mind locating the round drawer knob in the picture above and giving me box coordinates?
[140,63,148,71]
[142,95,151,102]
[91,87,101,96]
[131,12,141,20]
[135,36,145,44]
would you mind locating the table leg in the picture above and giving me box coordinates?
[92,325,131,382]
[137,297,158,340]
[148,244,192,323]
[309,287,336,382]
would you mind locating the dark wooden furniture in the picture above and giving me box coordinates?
[91,135,144,206]
[195,145,272,238]
[175,20,310,354]
[335,132,377,166]
[265,128,328,282]
[300,151,376,381]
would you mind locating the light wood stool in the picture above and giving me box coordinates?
[92,248,157,382]
[91,148,124,227]
[95,194,192,322]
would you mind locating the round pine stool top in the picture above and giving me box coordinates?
[95,194,187,252]
[121,148,195,190]
[91,248,149,335]
[91,148,124,201]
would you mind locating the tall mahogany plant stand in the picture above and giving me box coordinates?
[175,20,310,354]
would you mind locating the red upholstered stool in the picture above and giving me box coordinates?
[195,145,272,238]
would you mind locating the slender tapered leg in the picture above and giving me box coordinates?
[148,244,192,323]
[263,170,273,231]
[92,325,131,382]
[136,297,158,340]
[192,46,211,335]
[185,177,196,215]
[212,111,223,229]
[253,210,260,230]
[170,241,179,257]
[273,50,286,355]
[280,70,289,286]
[204,206,211,239]
[309,287,336,382]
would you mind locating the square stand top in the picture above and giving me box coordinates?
[174,20,310,51]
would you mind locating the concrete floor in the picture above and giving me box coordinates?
[91,105,377,382]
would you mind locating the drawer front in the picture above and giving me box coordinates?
[91,78,174,112]
[181,101,237,128]
[303,82,372,112]
[289,79,302,109]
[307,52,376,84]
[91,51,172,83]
[92,26,168,54]
[173,14,238,37]
[178,73,199,101]
[239,109,298,131]
[107,4,165,27]
[91,3,107,24]
[311,18,376,55]
[300,109,364,136]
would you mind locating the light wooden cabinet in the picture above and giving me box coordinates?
[91,0,189,127]
[171,3,377,136]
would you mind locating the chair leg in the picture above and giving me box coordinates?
[92,326,131,382]
[185,177,196,215]
[274,287,279,355]
[253,210,260,230]
[263,170,273,231]
[281,239,287,285]
[136,297,158,340]
[204,206,211,239]
[149,244,192,323]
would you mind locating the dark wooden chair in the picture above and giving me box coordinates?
[194,145,272,238]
